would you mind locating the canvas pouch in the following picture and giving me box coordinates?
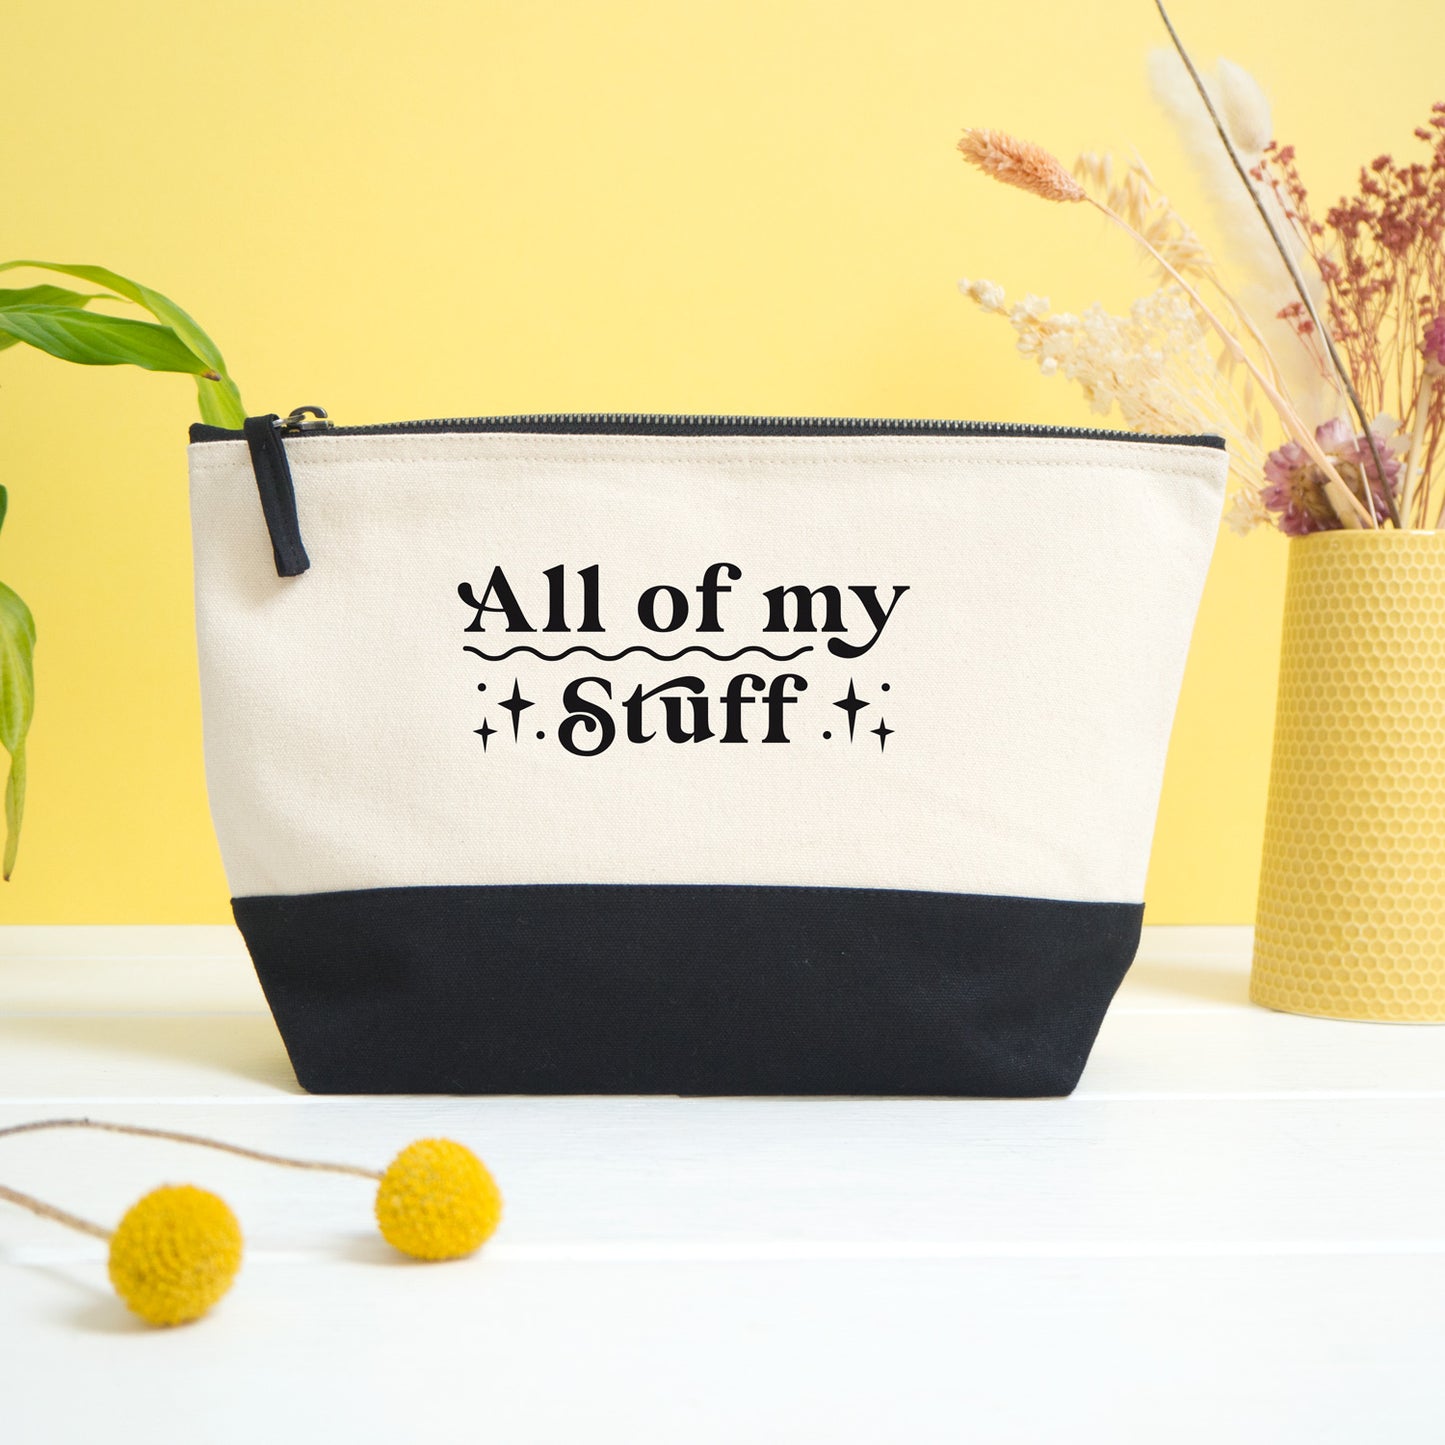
[187,408,1226,1095]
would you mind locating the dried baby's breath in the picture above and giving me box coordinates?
[959,275,1269,509]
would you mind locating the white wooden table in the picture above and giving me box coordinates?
[1,925,1441,1443]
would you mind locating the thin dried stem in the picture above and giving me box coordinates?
[1085,197,1374,525]
[0,1118,383,1182]
[0,1180,111,1241]
[1402,371,1439,524]
[1099,152,1297,396]
[1152,0,1402,527]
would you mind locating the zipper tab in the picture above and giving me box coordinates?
[242,414,311,577]
[276,405,333,436]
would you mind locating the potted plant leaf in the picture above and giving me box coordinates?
[0,261,244,878]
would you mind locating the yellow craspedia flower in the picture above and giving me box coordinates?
[374,1138,502,1261]
[107,1185,243,1327]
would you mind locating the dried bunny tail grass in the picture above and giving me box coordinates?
[1146,47,1336,426]
[958,129,1085,203]
[1212,58,1273,154]
[1151,0,1398,525]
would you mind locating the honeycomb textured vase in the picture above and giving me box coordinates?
[1252,531,1445,1021]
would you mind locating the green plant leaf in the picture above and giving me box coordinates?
[0,261,224,363]
[0,557,36,881]
[0,283,116,353]
[0,262,246,876]
[0,260,247,426]
[0,304,212,374]
[2,739,26,881]
[0,284,115,309]
[194,372,247,429]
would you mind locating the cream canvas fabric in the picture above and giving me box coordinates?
[189,430,1226,905]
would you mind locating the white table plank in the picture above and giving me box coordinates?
[0,925,262,1014]
[2,1095,1442,1256]
[4,1253,1442,1445]
[0,1014,299,1097]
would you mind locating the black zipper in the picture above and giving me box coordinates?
[192,406,1226,448]
[196,407,1225,579]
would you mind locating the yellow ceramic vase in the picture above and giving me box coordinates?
[1252,530,1445,1021]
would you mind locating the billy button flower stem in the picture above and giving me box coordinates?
[0,1178,110,1239]
[1151,0,1401,528]
[956,128,1376,531]
[0,1116,382,1180]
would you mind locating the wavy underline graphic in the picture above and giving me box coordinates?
[463,643,814,663]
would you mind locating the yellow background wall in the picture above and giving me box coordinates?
[0,0,1434,922]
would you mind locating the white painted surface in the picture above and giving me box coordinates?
[1,924,1442,1443]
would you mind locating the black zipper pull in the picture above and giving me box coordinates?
[242,410,329,577]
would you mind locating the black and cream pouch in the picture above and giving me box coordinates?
[187,411,1227,1096]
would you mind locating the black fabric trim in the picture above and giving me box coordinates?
[232,884,1142,1097]
[240,414,310,577]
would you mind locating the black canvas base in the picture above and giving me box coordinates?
[231,885,1143,1097]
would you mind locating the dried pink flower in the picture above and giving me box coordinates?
[1425,313,1445,371]
[1262,421,1403,534]
[1262,439,1337,536]
[1262,107,1445,426]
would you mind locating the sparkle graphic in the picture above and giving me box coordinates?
[870,717,894,751]
[497,678,535,739]
[832,680,869,740]
[474,719,497,750]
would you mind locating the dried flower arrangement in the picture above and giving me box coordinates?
[956,1,1444,537]
[0,1118,503,1325]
